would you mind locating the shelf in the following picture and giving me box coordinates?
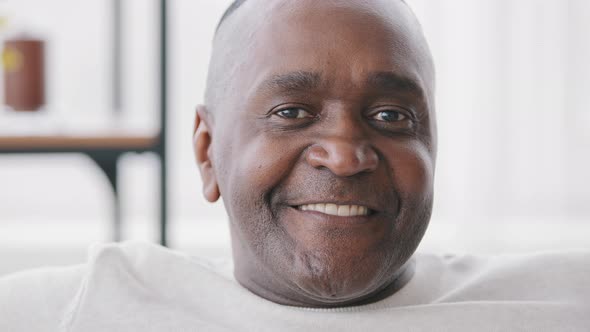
[0,0,169,246]
[0,132,160,152]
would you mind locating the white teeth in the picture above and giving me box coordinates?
[298,203,370,217]
[359,206,367,215]
[337,205,349,216]
[325,204,338,215]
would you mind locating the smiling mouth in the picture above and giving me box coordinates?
[297,203,371,217]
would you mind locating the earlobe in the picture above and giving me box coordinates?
[193,105,220,202]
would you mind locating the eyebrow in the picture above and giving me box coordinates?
[258,70,424,98]
[367,71,424,98]
[261,71,322,94]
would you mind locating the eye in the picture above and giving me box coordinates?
[372,110,408,122]
[274,108,314,119]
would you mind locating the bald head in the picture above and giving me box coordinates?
[205,0,434,116]
[215,0,409,34]
[215,0,247,33]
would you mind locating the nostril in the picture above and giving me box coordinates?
[305,144,329,169]
[305,141,378,176]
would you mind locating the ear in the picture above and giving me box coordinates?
[193,105,220,202]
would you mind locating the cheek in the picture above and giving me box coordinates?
[384,140,434,198]
[218,133,302,217]
[381,140,434,255]
[220,133,306,266]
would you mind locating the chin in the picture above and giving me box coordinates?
[288,248,395,305]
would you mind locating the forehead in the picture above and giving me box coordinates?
[214,0,433,107]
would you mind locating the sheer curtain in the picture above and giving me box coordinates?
[408,0,590,223]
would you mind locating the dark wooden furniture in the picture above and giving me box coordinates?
[0,0,169,246]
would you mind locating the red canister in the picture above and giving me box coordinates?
[3,38,45,111]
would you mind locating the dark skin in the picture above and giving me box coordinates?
[194,0,436,308]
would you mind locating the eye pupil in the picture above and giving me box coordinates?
[277,108,310,119]
[280,109,299,118]
[378,111,403,122]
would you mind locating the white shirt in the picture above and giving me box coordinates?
[1,241,588,331]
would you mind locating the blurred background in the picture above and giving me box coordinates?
[0,0,588,276]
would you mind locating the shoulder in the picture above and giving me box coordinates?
[84,241,233,279]
[0,264,86,331]
[416,249,590,276]
[0,241,212,331]
[413,250,590,303]
[61,242,238,330]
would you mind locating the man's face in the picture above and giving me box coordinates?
[196,0,436,307]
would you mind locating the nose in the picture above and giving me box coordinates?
[305,137,379,177]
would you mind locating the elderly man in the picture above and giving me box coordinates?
[1,0,589,331]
